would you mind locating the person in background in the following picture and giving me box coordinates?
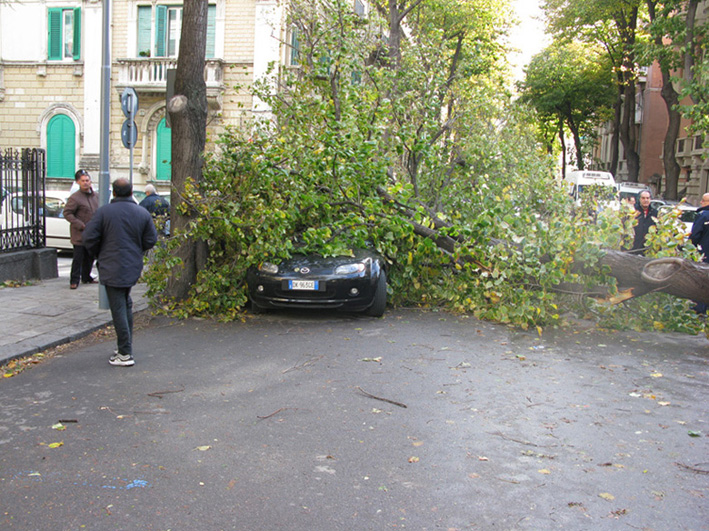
[139,184,170,236]
[631,190,657,255]
[138,184,169,217]
[83,178,158,367]
[63,170,98,289]
[69,169,88,194]
[690,193,709,314]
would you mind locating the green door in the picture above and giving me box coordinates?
[47,114,75,179]
[156,118,172,181]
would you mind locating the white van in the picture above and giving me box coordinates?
[563,170,617,206]
[617,181,648,203]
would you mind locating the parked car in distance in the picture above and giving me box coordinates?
[657,203,698,237]
[0,191,72,250]
[247,250,388,317]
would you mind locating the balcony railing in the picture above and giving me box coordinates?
[115,58,224,93]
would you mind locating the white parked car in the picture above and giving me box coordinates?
[0,190,72,250]
[657,202,698,240]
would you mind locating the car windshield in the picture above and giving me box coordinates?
[680,210,698,223]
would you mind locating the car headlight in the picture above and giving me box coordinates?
[258,262,279,274]
[335,263,365,275]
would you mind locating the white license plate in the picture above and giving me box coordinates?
[288,280,319,290]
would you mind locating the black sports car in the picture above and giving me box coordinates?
[247,250,387,316]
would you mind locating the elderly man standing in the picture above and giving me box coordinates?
[63,169,99,289]
[138,184,169,217]
[83,178,158,367]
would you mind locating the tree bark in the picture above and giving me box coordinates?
[610,92,621,175]
[646,0,682,201]
[616,7,640,182]
[659,75,682,200]
[166,0,209,300]
[596,251,709,305]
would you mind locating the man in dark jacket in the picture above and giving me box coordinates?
[690,193,709,261]
[83,178,158,367]
[63,170,99,289]
[138,184,170,235]
[689,193,709,314]
[138,184,169,216]
[631,190,658,255]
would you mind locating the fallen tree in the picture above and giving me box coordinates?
[380,186,709,306]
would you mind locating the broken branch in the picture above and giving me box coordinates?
[355,386,407,408]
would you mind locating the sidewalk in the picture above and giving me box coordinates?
[0,276,148,365]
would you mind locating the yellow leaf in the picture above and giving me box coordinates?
[599,492,615,501]
[538,469,551,475]
[412,441,424,447]
[51,423,66,431]
[650,372,663,378]
[48,442,63,449]
[195,445,211,451]
[408,456,420,463]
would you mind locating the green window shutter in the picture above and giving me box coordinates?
[47,115,76,179]
[206,4,216,59]
[72,7,81,60]
[155,5,167,57]
[137,6,152,57]
[48,8,63,60]
[156,118,172,181]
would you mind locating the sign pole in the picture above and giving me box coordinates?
[98,0,112,310]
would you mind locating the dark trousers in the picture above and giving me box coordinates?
[70,244,94,285]
[106,286,134,356]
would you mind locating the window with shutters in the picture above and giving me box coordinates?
[137,4,216,59]
[48,7,81,61]
[46,115,76,179]
[288,27,301,66]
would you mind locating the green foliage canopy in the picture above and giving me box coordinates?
[145,0,707,336]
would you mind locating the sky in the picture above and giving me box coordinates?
[508,0,550,82]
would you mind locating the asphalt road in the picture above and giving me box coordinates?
[1,310,707,530]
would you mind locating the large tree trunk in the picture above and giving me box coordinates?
[616,8,640,182]
[609,92,621,176]
[166,0,209,300]
[566,113,584,170]
[659,75,682,200]
[596,251,709,304]
[620,79,640,182]
[646,0,682,201]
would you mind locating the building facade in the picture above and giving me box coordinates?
[0,0,294,195]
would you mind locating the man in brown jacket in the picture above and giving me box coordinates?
[63,170,99,289]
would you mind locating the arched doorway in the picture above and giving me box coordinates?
[46,114,76,179]
[156,118,172,181]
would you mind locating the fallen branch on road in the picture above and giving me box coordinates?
[355,386,407,408]
[147,387,185,398]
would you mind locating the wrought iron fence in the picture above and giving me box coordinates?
[0,148,46,252]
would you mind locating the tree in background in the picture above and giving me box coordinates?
[639,0,703,200]
[675,1,708,139]
[519,42,616,172]
[542,0,643,181]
